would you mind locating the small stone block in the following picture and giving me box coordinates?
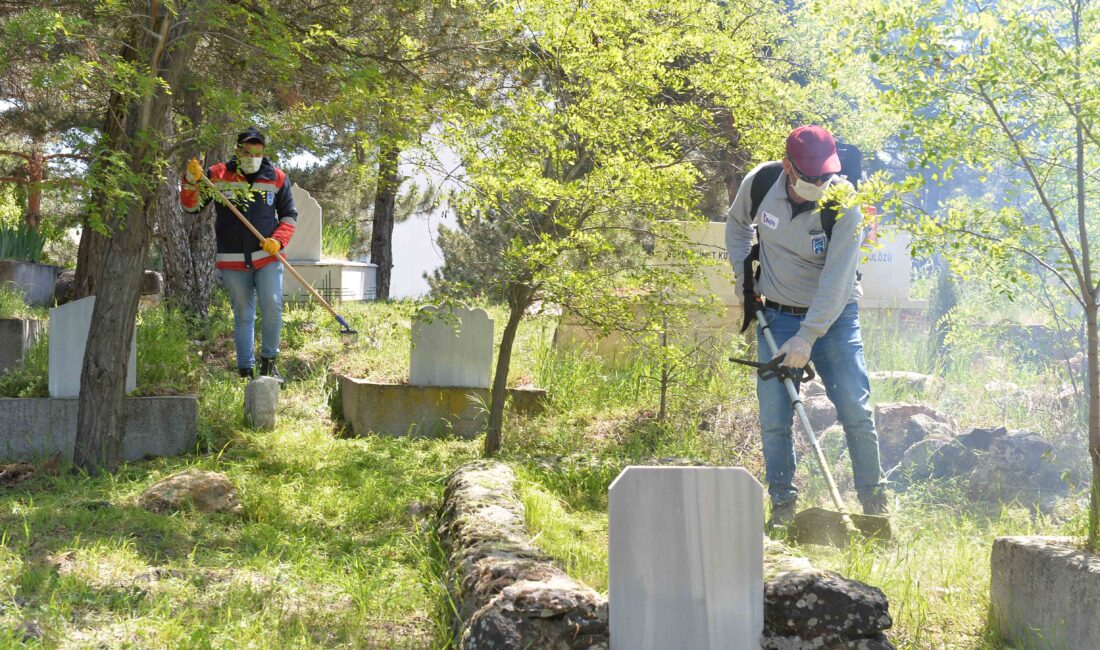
[244,377,280,430]
[609,466,764,649]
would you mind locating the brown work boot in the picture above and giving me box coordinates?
[767,498,798,528]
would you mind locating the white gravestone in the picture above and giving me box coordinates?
[282,184,322,262]
[409,305,493,388]
[609,466,764,650]
[48,296,136,398]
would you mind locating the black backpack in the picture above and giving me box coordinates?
[748,142,863,241]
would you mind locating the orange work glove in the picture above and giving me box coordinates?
[261,238,282,256]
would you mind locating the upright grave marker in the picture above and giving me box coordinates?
[409,304,493,389]
[282,185,323,262]
[609,466,764,650]
[48,296,136,398]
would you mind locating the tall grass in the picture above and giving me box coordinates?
[0,222,46,263]
[321,219,359,260]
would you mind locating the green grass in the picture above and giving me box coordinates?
[0,288,1089,648]
[510,307,1088,650]
[321,220,359,261]
[0,297,487,648]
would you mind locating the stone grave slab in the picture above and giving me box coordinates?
[609,466,764,650]
[283,184,322,262]
[48,296,136,398]
[409,304,492,388]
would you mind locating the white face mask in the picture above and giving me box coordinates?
[239,156,262,174]
[793,175,827,202]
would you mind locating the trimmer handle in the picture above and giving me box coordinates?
[729,355,816,384]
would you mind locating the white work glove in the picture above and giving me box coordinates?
[774,335,811,369]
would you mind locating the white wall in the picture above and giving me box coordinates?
[385,136,463,299]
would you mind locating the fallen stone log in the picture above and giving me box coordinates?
[437,460,609,649]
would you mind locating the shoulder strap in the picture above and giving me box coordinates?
[821,204,837,241]
[749,162,783,221]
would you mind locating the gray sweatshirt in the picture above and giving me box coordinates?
[725,162,863,345]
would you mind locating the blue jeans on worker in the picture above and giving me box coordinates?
[756,301,884,506]
[220,262,283,371]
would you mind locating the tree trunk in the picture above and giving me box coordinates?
[1087,301,1100,551]
[152,95,220,317]
[370,143,401,300]
[26,149,42,230]
[73,7,198,473]
[484,283,532,456]
[154,164,216,317]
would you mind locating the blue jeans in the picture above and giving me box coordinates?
[756,302,884,505]
[220,262,283,370]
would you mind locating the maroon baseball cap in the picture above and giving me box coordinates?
[786,125,841,177]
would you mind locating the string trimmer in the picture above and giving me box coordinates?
[731,307,890,547]
[187,159,357,336]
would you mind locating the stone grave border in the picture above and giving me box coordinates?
[436,460,896,649]
[437,460,609,648]
[337,376,546,439]
[0,396,198,463]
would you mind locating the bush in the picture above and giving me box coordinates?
[135,305,203,395]
[0,335,47,397]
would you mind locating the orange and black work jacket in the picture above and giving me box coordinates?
[180,157,296,271]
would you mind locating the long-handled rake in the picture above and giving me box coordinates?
[187,159,357,336]
[731,307,890,547]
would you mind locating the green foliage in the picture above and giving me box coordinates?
[0,284,39,319]
[0,334,47,397]
[0,221,45,262]
[321,219,358,260]
[134,306,203,396]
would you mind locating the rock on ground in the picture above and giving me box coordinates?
[803,379,827,398]
[968,430,1066,504]
[53,270,76,306]
[244,376,280,430]
[437,461,608,649]
[874,402,953,468]
[803,394,838,433]
[957,426,1007,451]
[891,437,978,486]
[763,569,893,649]
[138,470,242,515]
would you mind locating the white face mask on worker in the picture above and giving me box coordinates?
[238,156,262,174]
[793,176,827,202]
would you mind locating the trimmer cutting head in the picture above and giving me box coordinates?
[787,507,892,547]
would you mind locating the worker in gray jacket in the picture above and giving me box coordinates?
[726,125,886,526]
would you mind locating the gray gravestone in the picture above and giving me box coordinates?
[244,377,280,430]
[283,185,322,262]
[409,305,493,388]
[48,296,136,398]
[609,466,764,650]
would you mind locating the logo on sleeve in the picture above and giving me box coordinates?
[266,191,275,206]
[810,233,827,255]
[761,212,779,230]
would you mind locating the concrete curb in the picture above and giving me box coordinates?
[0,396,198,462]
